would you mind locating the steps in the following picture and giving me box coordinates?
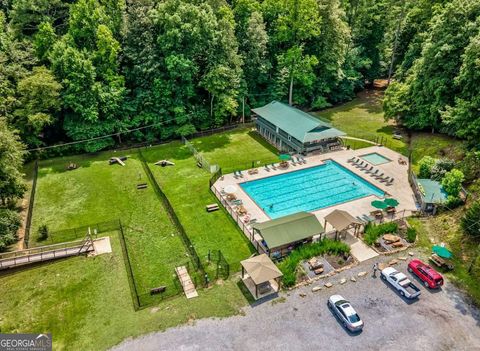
[175,266,198,299]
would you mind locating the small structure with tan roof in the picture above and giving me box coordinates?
[324,209,362,240]
[241,254,283,300]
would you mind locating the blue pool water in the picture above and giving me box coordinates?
[240,160,384,219]
[361,152,392,165]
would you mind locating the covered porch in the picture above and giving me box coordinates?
[241,254,283,300]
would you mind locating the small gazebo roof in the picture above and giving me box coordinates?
[324,209,361,232]
[241,254,283,285]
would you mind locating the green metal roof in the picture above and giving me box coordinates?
[417,179,448,204]
[252,212,325,249]
[252,101,346,143]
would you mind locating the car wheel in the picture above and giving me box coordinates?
[400,291,405,296]
[408,267,413,273]
[381,274,386,280]
[327,301,332,309]
[424,281,430,288]
[343,321,347,329]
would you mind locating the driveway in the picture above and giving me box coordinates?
[112,252,480,351]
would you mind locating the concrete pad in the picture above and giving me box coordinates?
[92,237,112,256]
[350,240,379,262]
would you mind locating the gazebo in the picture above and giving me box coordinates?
[241,254,283,299]
[324,209,362,240]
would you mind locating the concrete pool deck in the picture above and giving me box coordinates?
[212,146,417,235]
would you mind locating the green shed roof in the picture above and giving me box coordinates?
[252,212,324,249]
[252,101,346,143]
[417,179,448,204]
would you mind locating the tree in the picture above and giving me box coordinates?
[418,156,436,179]
[462,201,480,238]
[0,118,26,206]
[441,169,464,198]
[0,208,21,251]
[13,66,61,147]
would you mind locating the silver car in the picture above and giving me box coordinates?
[327,295,364,332]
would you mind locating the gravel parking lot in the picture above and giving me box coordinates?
[112,252,480,351]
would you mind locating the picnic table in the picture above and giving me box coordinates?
[429,254,454,270]
[383,234,400,243]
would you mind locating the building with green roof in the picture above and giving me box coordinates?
[252,212,325,258]
[252,101,346,154]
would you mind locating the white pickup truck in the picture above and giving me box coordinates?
[381,267,421,299]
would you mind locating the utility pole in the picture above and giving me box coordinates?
[242,96,245,124]
[388,4,405,85]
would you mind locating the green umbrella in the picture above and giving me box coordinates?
[279,154,291,161]
[371,200,388,209]
[384,198,399,207]
[432,245,453,259]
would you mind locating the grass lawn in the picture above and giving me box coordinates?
[312,90,409,155]
[30,152,187,296]
[0,234,248,351]
[191,128,279,172]
[141,131,263,272]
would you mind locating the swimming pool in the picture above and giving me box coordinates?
[240,160,384,219]
[360,152,392,165]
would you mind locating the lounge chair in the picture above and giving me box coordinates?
[238,170,244,178]
[375,172,384,179]
[233,171,239,179]
[365,166,374,173]
[386,178,394,185]
[347,157,356,163]
[264,164,270,172]
[380,176,390,183]
[291,159,297,166]
[370,170,379,177]
[301,156,307,164]
[271,163,277,170]
[356,161,365,168]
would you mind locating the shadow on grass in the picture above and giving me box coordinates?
[191,133,232,153]
[247,131,279,155]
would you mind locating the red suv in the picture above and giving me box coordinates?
[408,259,444,289]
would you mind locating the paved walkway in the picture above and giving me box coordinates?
[112,251,480,351]
[175,266,198,299]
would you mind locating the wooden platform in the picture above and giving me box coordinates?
[175,265,198,299]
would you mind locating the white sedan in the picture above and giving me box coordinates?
[327,295,364,332]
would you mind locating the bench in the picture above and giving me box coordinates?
[137,183,147,190]
[206,204,219,212]
[150,286,166,295]
[429,254,454,270]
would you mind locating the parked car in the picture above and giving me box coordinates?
[381,267,421,299]
[327,295,364,332]
[408,259,444,289]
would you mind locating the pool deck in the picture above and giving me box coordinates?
[212,146,417,233]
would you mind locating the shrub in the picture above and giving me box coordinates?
[431,158,455,180]
[406,227,417,243]
[418,156,436,178]
[445,195,463,209]
[0,209,21,252]
[38,224,49,241]
[460,151,480,183]
[462,201,480,238]
[364,222,398,246]
[277,239,350,287]
[441,169,465,197]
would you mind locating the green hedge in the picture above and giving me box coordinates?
[277,239,350,287]
[406,227,417,243]
[364,222,398,246]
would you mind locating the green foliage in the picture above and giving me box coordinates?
[406,227,417,243]
[0,208,20,251]
[445,195,463,209]
[430,158,455,180]
[418,156,436,178]
[441,169,464,197]
[277,239,350,287]
[364,222,399,246]
[462,201,480,238]
[37,224,49,241]
[0,118,26,205]
[460,151,480,183]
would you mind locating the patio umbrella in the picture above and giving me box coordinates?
[384,198,399,207]
[371,200,388,209]
[224,185,238,194]
[432,245,453,259]
[279,154,291,161]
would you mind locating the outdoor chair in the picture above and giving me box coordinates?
[233,171,239,179]
[365,166,374,173]
[271,163,277,170]
[387,178,394,185]
[347,157,356,163]
[239,170,244,178]
[301,156,307,164]
[356,161,365,168]
[375,172,384,179]
[371,170,379,177]
[291,159,297,166]
[380,176,390,183]
[264,164,270,172]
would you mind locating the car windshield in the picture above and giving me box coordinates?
[348,313,361,323]
[335,300,348,307]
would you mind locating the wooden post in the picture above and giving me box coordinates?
[242,96,245,124]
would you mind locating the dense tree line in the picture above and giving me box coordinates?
[0,0,420,152]
[384,0,480,149]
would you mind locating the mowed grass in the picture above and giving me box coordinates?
[312,90,409,155]
[30,151,186,294]
[0,234,248,351]
[191,128,280,172]
[141,130,266,272]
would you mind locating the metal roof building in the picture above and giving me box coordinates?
[252,101,346,154]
